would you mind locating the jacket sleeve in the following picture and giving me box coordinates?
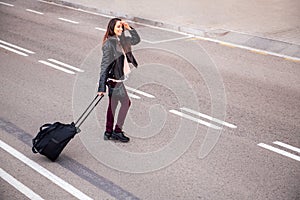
[98,41,113,92]
[128,28,141,45]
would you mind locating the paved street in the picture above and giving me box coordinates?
[1,0,300,199]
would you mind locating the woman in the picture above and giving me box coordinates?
[98,18,140,142]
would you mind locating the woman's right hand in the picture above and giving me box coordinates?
[98,92,105,96]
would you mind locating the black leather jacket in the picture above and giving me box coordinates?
[98,29,140,92]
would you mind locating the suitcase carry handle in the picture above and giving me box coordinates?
[32,122,61,153]
[75,94,104,129]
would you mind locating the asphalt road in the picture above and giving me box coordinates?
[1,0,299,199]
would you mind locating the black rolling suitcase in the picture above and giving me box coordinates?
[32,95,103,161]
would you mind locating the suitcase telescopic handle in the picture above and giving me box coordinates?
[75,94,104,128]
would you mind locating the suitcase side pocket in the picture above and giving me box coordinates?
[41,138,62,161]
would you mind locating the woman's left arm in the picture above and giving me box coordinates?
[122,21,140,45]
[128,28,141,45]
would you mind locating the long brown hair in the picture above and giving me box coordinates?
[102,18,130,53]
[103,18,122,44]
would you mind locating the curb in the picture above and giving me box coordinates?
[42,0,300,61]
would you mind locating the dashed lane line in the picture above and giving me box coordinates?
[0,40,35,54]
[0,168,44,200]
[48,58,84,72]
[180,107,237,129]
[257,143,300,162]
[26,9,44,15]
[0,44,29,56]
[273,141,300,154]
[170,108,237,130]
[58,17,79,24]
[169,109,222,130]
[0,39,83,75]
[0,139,93,200]
[38,60,76,74]
[0,1,14,6]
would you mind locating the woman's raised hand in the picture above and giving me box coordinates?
[121,21,131,30]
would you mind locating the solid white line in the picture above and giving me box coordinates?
[58,17,79,24]
[0,44,28,56]
[48,58,84,72]
[273,141,300,153]
[76,8,113,18]
[0,2,14,6]
[258,143,300,162]
[38,60,75,74]
[0,140,93,200]
[126,86,155,98]
[95,27,106,32]
[26,9,44,15]
[128,92,141,99]
[0,40,35,54]
[194,36,300,61]
[0,168,44,200]
[169,110,222,130]
[181,107,237,129]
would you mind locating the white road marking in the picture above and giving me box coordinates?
[0,44,28,56]
[58,17,79,24]
[38,60,75,74]
[169,110,222,130]
[48,58,84,72]
[0,2,14,6]
[194,36,300,62]
[26,9,44,15]
[95,27,106,32]
[0,40,35,54]
[128,92,141,99]
[257,143,300,162]
[126,86,155,98]
[0,168,44,200]
[181,107,237,129]
[273,141,300,153]
[284,57,300,63]
[0,140,93,200]
[76,8,113,18]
